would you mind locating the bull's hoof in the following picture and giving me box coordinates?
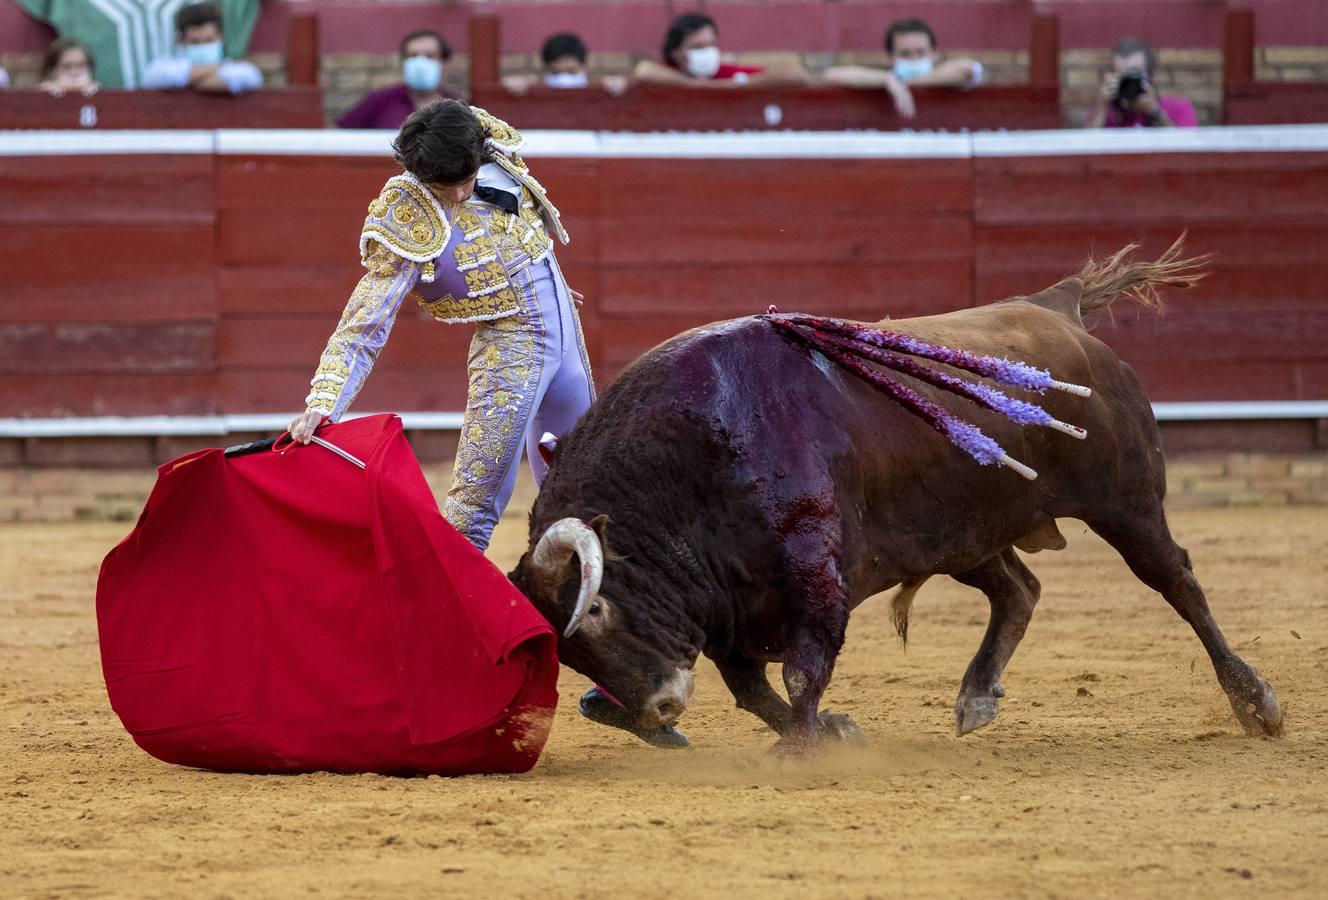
[1228,671,1284,737]
[578,686,691,749]
[954,695,999,737]
[817,710,865,744]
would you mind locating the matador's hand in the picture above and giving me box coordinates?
[570,288,585,308]
[288,410,326,445]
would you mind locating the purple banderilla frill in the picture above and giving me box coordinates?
[764,311,1092,481]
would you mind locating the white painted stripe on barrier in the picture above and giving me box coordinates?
[974,124,1328,157]
[1,403,1323,438]
[5,125,1328,159]
[214,129,395,156]
[513,129,610,157]
[215,129,969,158]
[1150,401,1328,421]
[592,130,972,159]
[0,129,215,155]
[0,412,465,438]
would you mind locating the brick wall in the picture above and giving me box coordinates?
[1164,454,1328,510]
[0,52,40,88]
[1258,46,1328,83]
[2,452,1325,523]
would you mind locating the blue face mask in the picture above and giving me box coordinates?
[184,41,224,65]
[403,55,443,91]
[891,56,934,82]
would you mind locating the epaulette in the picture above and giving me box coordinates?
[359,173,449,282]
[472,106,570,246]
[471,105,524,155]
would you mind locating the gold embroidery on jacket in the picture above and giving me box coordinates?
[462,261,509,297]
[417,288,520,323]
[471,106,525,153]
[412,180,548,324]
[305,247,416,415]
[359,174,449,279]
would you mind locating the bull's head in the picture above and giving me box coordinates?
[511,516,695,733]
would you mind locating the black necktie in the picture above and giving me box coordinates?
[472,184,520,215]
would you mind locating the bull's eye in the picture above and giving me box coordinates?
[589,601,601,615]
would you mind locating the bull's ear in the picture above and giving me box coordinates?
[588,513,609,546]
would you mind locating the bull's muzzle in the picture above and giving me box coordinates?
[642,668,695,729]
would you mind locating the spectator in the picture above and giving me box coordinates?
[501,32,629,95]
[1088,38,1197,128]
[633,12,809,87]
[337,30,461,130]
[0,68,10,90]
[141,2,261,95]
[823,18,982,119]
[38,38,100,96]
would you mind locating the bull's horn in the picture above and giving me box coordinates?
[532,518,604,638]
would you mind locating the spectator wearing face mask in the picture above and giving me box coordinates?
[823,18,982,119]
[337,30,462,130]
[141,2,262,95]
[501,32,629,96]
[39,38,99,96]
[633,12,809,87]
[1088,38,1197,128]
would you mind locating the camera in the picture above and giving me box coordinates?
[1114,69,1148,108]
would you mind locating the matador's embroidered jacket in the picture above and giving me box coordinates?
[304,107,570,420]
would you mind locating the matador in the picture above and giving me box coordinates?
[289,100,594,551]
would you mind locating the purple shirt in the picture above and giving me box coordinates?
[1104,95,1199,128]
[336,84,462,130]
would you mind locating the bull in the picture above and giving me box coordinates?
[508,241,1284,752]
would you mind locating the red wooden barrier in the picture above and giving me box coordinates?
[0,89,325,130]
[2,141,1326,419]
[973,148,1328,401]
[1223,7,1328,125]
[286,13,321,87]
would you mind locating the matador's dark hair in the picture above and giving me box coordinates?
[393,99,492,185]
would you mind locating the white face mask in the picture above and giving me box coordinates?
[891,57,934,82]
[684,46,722,79]
[544,71,589,89]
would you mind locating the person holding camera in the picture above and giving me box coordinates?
[1089,38,1197,128]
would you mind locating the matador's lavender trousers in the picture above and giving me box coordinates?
[443,253,595,549]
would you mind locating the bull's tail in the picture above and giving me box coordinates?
[1071,235,1211,316]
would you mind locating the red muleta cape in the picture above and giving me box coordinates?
[96,414,558,775]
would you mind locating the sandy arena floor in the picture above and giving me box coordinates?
[2,485,1327,899]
